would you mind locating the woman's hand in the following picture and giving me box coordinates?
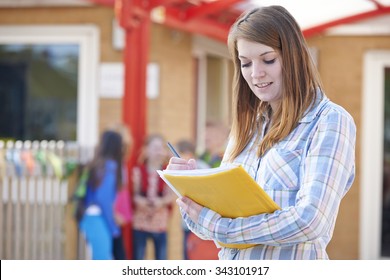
[114,212,126,226]
[167,157,197,170]
[133,195,149,209]
[176,196,203,223]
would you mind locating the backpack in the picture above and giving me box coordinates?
[71,167,89,223]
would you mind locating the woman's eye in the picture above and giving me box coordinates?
[241,62,251,68]
[264,58,276,65]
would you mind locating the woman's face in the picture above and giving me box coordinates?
[237,39,283,110]
[147,137,167,163]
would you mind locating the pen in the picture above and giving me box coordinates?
[167,142,181,158]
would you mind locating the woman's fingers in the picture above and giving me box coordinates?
[169,157,188,164]
[188,158,197,169]
[176,197,202,222]
[167,157,196,170]
[176,197,187,210]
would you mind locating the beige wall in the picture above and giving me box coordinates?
[308,35,390,259]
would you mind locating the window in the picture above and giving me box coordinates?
[0,44,79,141]
[0,26,99,147]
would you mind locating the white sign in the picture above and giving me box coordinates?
[147,63,160,99]
[99,62,160,99]
[99,63,124,98]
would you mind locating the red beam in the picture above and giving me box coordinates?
[369,0,386,9]
[303,5,390,37]
[184,0,243,21]
[164,6,232,42]
[164,10,230,42]
[86,0,115,6]
[115,0,150,29]
[148,0,187,9]
[93,0,239,42]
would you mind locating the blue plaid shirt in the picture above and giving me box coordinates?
[183,93,356,259]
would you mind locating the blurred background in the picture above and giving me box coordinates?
[0,0,389,260]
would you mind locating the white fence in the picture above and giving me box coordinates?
[0,140,93,259]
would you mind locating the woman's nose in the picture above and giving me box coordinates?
[251,63,266,79]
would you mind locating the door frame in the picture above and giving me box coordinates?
[360,50,390,259]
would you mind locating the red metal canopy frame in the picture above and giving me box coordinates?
[91,0,390,41]
[90,0,390,163]
[87,0,389,259]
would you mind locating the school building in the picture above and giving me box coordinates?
[0,0,390,260]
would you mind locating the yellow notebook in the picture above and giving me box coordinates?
[157,165,280,249]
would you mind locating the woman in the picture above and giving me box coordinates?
[168,6,356,260]
[79,130,123,260]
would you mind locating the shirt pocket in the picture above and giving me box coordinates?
[260,148,302,191]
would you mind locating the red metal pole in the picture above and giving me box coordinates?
[116,0,150,259]
[122,18,149,169]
